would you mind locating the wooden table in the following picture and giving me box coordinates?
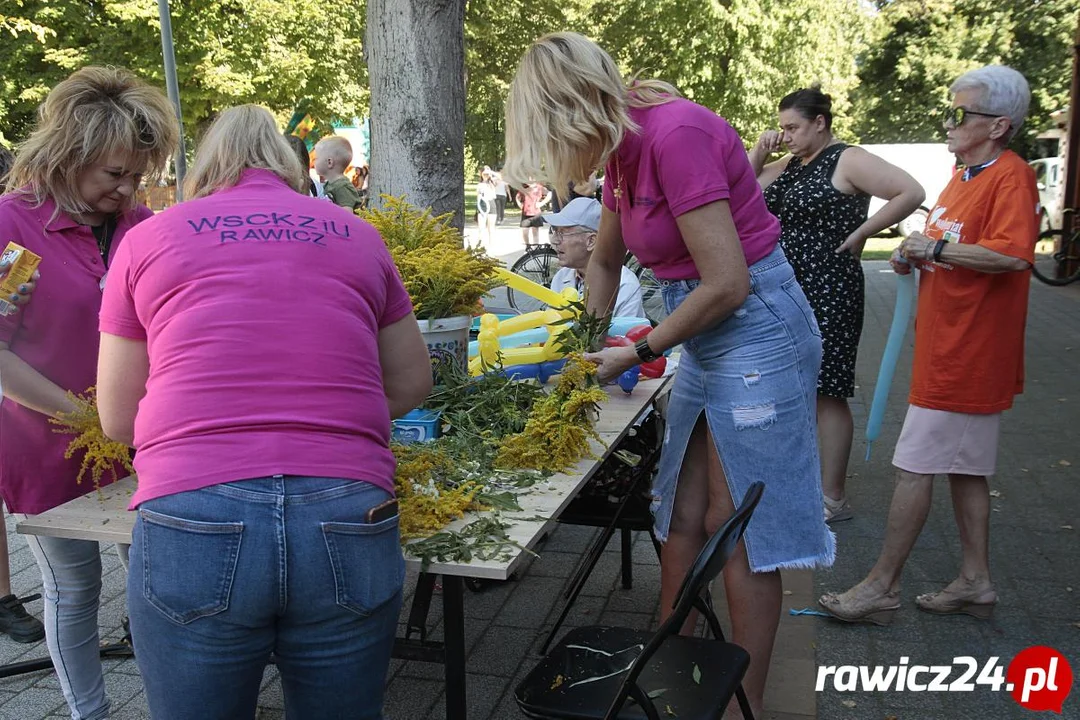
[17,376,671,719]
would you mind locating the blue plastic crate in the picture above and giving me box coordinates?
[391,408,442,444]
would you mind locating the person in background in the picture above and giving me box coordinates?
[516,179,551,247]
[356,163,370,208]
[493,168,509,224]
[314,135,364,211]
[750,86,925,524]
[96,104,432,719]
[283,134,318,198]
[475,168,498,249]
[545,197,645,318]
[0,65,177,717]
[820,65,1036,625]
[505,33,833,718]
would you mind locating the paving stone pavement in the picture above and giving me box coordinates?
[0,261,1076,719]
[815,263,1080,720]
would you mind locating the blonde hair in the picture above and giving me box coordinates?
[315,135,353,167]
[7,66,178,215]
[184,105,308,199]
[503,32,678,193]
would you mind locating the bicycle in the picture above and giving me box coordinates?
[508,246,667,325]
[1031,208,1080,286]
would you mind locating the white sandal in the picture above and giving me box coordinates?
[823,494,853,524]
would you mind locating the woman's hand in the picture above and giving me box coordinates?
[583,344,639,384]
[899,231,934,264]
[0,263,39,307]
[755,130,783,155]
[889,248,913,275]
[835,228,868,257]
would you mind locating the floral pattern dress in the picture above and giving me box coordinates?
[763,144,870,398]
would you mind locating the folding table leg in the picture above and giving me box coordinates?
[620,527,633,589]
[442,575,468,720]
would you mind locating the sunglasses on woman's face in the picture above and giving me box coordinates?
[941,106,1001,128]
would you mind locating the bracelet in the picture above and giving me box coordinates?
[932,239,946,262]
[634,336,661,363]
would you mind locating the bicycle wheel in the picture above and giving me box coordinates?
[624,254,667,325]
[508,246,560,313]
[1032,229,1080,286]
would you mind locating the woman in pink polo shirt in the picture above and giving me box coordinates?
[0,66,177,720]
[96,105,432,719]
[505,33,834,717]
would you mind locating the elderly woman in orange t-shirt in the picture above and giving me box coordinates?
[819,65,1037,625]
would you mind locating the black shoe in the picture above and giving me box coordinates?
[0,593,46,643]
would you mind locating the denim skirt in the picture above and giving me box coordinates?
[652,244,836,572]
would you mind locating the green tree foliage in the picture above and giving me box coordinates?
[592,0,872,143]
[463,0,576,170]
[0,0,367,143]
[854,0,1076,156]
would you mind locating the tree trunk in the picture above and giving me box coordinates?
[366,0,466,230]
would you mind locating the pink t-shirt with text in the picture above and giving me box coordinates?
[603,99,779,279]
[100,170,414,508]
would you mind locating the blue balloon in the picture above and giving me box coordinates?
[538,359,567,383]
[608,317,652,337]
[865,271,916,460]
[502,364,541,382]
[617,366,640,394]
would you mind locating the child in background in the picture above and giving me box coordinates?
[314,136,364,211]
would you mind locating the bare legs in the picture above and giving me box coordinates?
[520,223,542,247]
[817,394,853,503]
[821,470,995,618]
[942,474,995,597]
[660,418,779,718]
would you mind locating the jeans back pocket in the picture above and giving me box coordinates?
[322,516,405,617]
[138,508,243,625]
[781,277,822,338]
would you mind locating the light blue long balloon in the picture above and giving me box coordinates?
[865,270,916,460]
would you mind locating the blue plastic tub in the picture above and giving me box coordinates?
[391,408,442,444]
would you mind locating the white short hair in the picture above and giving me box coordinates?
[950,65,1030,141]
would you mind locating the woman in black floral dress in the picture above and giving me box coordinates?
[750,86,925,524]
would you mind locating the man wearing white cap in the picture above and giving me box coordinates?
[544,197,645,319]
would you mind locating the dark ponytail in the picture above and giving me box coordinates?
[779,83,833,130]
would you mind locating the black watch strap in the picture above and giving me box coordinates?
[634,336,660,363]
[932,239,947,262]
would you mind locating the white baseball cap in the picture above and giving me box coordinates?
[542,197,601,232]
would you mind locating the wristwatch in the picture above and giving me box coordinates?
[634,336,661,363]
[932,239,947,262]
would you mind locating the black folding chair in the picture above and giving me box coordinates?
[515,482,764,720]
[539,414,663,654]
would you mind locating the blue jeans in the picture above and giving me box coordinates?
[652,244,835,572]
[127,476,404,720]
[23,535,128,720]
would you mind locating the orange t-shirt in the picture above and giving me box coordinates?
[909,150,1038,414]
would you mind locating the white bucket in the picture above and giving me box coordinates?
[416,315,471,374]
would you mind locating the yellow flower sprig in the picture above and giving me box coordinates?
[361,196,499,319]
[393,442,484,539]
[48,388,134,490]
[495,354,607,473]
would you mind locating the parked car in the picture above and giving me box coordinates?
[1029,156,1065,231]
[862,143,957,237]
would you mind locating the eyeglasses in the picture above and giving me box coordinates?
[549,229,591,245]
[942,106,1002,128]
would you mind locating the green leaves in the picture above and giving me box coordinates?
[853,0,1075,156]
